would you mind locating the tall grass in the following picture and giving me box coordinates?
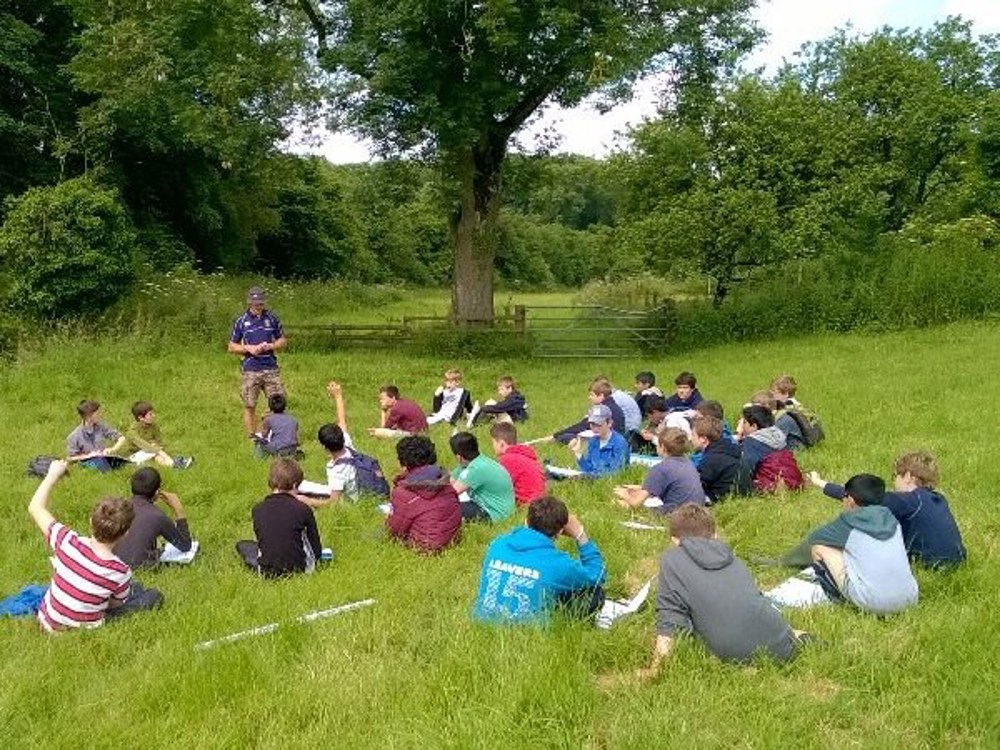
[0,294,997,748]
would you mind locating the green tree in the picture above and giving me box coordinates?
[299,0,758,322]
[63,0,320,269]
[0,1,81,210]
[0,177,137,319]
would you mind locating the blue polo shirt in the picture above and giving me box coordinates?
[230,308,284,372]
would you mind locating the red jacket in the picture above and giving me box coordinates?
[498,444,547,505]
[386,465,461,552]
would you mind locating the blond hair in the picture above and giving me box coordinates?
[894,451,939,488]
[658,427,690,457]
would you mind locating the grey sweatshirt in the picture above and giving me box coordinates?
[656,537,798,663]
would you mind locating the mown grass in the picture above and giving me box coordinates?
[1,287,998,749]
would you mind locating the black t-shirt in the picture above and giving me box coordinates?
[252,493,322,576]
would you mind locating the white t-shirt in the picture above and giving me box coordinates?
[325,432,359,501]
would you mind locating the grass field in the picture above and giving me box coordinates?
[1,287,999,749]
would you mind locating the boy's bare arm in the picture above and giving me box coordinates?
[28,460,68,533]
[326,381,348,432]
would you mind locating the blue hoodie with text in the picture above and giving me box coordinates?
[473,527,606,623]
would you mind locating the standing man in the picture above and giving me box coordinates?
[228,286,287,438]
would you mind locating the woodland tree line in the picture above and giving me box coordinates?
[1,2,999,327]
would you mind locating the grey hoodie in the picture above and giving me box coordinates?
[656,537,798,663]
[808,505,919,615]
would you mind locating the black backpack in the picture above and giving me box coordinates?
[334,448,390,497]
[784,407,825,448]
[27,455,59,478]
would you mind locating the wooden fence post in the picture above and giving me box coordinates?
[514,305,526,335]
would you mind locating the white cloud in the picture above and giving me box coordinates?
[290,0,998,164]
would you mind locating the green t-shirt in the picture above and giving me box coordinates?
[452,455,515,522]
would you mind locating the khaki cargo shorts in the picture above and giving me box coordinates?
[240,369,284,408]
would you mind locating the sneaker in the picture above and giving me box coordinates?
[173,456,194,470]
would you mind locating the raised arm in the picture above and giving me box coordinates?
[327,381,349,433]
[28,460,68,534]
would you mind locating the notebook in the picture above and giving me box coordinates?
[160,540,199,564]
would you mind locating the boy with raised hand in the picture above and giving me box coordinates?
[809,451,966,568]
[386,435,462,553]
[113,467,193,570]
[65,399,129,473]
[450,431,516,523]
[117,400,194,468]
[235,458,323,577]
[614,427,704,513]
[473,495,606,623]
[566,404,631,478]
[369,385,428,439]
[626,504,801,680]
[312,380,358,506]
[29,460,162,632]
[772,474,919,615]
[489,422,546,506]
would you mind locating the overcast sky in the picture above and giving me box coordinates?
[287,0,1000,164]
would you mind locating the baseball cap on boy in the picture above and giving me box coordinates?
[587,404,612,425]
[247,286,266,302]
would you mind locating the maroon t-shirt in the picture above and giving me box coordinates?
[385,398,428,433]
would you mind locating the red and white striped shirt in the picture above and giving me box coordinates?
[37,522,132,633]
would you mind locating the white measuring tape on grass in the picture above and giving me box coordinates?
[195,598,376,650]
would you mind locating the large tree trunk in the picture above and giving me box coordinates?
[451,139,505,325]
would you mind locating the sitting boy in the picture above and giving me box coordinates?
[613,428,705,513]
[235,458,323,577]
[427,368,474,426]
[565,404,630,478]
[490,422,547,505]
[809,451,965,568]
[113,467,193,569]
[29,460,162,632]
[116,401,195,468]
[473,496,606,623]
[308,380,388,507]
[769,474,919,615]
[551,378,627,444]
[663,371,704,414]
[634,371,664,418]
[600,377,642,434]
[736,405,802,494]
[690,415,741,503]
[771,375,825,448]
[631,395,668,454]
[450,432,516,523]
[65,399,129,472]
[369,385,428,439]
[253,393,301,459]
[469,375,528,427]
[386,435,462,553]
[749,390,806,452]
[632,504,802,678]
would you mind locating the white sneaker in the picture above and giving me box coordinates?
[466,401,481,428]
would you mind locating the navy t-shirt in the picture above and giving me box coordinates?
[230,309,284,372]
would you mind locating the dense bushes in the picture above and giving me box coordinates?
[0,177,137,319]
[656,216,1000,351]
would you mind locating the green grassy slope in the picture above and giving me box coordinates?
[0,306,997,748]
